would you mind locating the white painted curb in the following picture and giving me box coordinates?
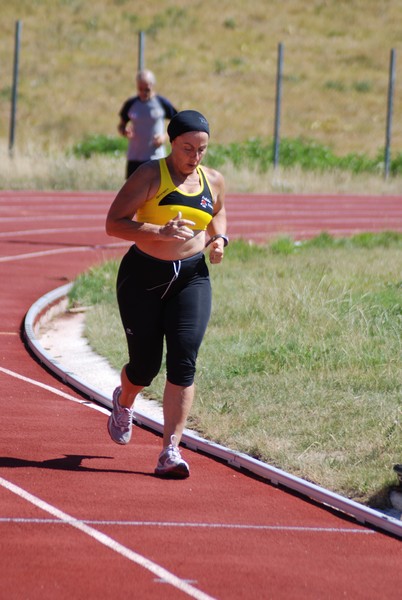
[24,283,402,539]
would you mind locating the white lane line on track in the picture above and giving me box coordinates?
[0,195,113,203]
[0,365,215,600]
[0,517,374,534]
[0,226,104,237]
[0,365,376,542]
[0,243,127,263]
[0,215,102,222]
[0,477,216,600]
[0,247,92,262]
[0,367,372,539]
[0,366,109,415]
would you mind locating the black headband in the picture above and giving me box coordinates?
[168,110,210,142]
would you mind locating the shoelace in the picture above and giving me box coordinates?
[167,435,182,459]
[115,403,132,428]
[160,435,182,464]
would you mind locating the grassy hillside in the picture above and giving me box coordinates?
[0,0,401,158]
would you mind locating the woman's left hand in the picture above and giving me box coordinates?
[208,239,225,264]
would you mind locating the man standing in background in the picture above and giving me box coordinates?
[118,70,178,178]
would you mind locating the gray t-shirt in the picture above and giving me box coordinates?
[119,95,177,162]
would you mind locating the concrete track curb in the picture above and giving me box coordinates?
[24,283,402,540]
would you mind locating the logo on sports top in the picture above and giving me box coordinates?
[200,196,213,211]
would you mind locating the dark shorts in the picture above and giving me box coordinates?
[116,246,212,387]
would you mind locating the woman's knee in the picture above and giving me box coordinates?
[166,355,196,387]
[125,360,160,387]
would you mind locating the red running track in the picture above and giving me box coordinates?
[226,193,402,241]
[0,191,401,600]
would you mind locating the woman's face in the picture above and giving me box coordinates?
[171,131,209,173]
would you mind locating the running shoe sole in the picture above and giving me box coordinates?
[154,462,190,479]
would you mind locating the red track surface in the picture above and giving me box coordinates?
[0,191,401,599]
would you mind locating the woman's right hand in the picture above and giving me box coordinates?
[159,212,196,241]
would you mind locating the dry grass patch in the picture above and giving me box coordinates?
[3,142,402,194]
[1,1,402,156]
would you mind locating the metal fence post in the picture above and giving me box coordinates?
[384,48,396,179]
[273,42,284,169]
[9,20,22,157]
[138,31,145,71]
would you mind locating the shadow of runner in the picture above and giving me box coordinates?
[0,454,153,476]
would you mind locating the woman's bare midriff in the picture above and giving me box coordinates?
[135,230,206,261]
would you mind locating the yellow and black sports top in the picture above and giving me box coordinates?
[136,158,214,231]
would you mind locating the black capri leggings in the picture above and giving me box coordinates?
[116,245,212,387]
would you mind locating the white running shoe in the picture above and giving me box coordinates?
[154,435,190,479]
[107,387,133,445]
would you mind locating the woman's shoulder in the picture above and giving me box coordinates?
[200,165,225,190]
[124,160,162,200]
[136,159,161,177]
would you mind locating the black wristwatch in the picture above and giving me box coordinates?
[205,234,229,247]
